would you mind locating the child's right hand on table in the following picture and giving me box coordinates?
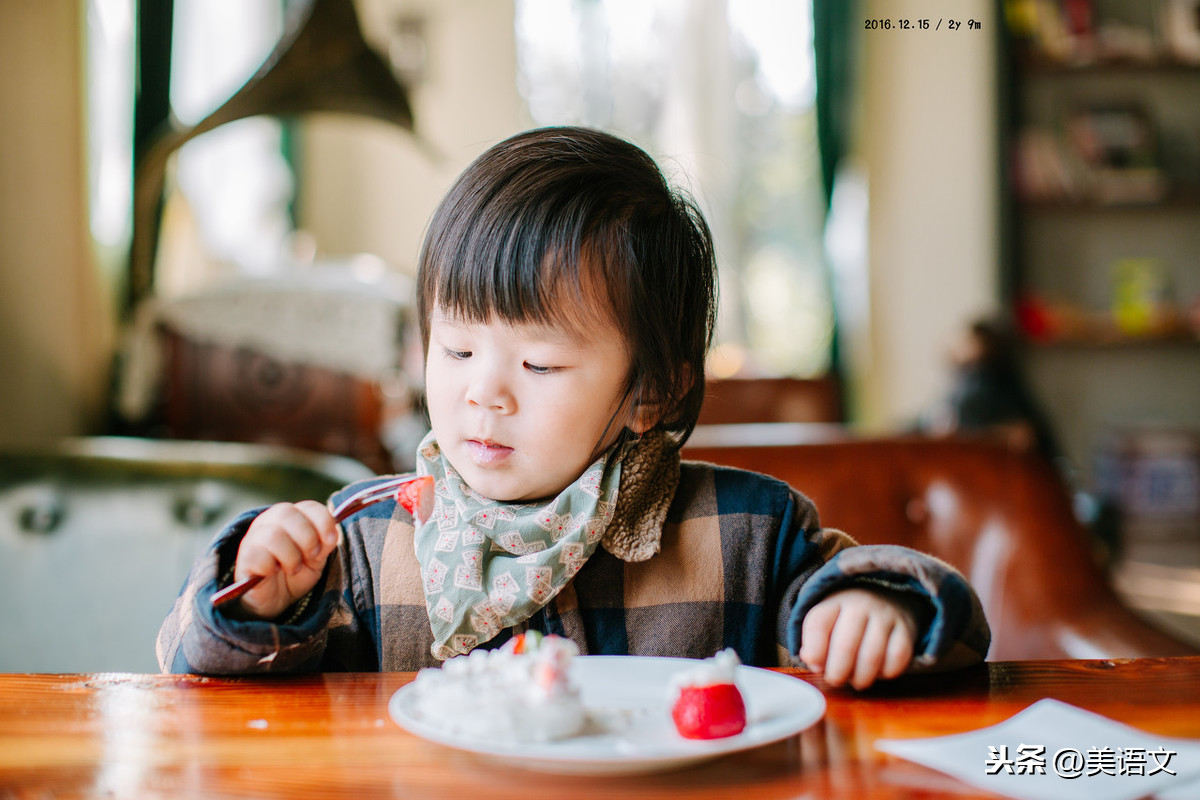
[230,501,339,620]
[798,587,919,690]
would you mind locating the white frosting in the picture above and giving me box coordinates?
[667,648,742,697]
[407,635,586,743]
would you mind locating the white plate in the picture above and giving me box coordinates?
[388,655,826,775]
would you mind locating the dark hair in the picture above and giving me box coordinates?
[417,126,718,448]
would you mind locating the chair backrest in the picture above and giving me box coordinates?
[683,430,1198,660]
[699,377,842,425]
[116,272,421,474]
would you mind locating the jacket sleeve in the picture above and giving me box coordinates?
[785,539,992,671]
[156,507,371,675]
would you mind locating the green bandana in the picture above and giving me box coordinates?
[414,431,629,660]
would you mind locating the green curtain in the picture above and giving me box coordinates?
[133,0,174,169]
[812,0,859,416]
[130,0,174,314]
[812,0,858,209]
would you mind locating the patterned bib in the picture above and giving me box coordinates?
[413,432,627,660]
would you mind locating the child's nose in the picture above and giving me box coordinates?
[465,370,515,413]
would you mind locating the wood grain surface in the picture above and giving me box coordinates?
[2,658,1198,799]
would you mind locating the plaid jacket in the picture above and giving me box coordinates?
[158,462,990,674]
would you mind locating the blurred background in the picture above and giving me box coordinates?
[2,0,1006,461]
[1,0,1198,669]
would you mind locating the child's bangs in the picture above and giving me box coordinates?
[431,229,621,339]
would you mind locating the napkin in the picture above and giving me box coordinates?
[875,698,1200,800]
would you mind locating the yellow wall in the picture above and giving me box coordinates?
[855,0,999,430]
[0,3,115,446]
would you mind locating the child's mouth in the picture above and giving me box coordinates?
[467,439,514,466]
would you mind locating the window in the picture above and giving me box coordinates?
[157,0,292,297]
[515,0,833,378]
[86,0,135,292]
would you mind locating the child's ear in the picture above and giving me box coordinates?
[628,401,661,434]
[627,361,694,434]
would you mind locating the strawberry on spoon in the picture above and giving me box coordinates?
[395,475,435,524]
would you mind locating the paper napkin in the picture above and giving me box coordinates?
[875,698,1200,800]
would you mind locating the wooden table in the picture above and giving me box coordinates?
[2,658,1198,799]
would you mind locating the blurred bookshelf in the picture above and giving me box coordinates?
[1000,0,1200,565]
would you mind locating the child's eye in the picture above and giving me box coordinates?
[523,361,559,375]
[444,348,471,360]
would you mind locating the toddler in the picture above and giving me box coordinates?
[159,127,990,689]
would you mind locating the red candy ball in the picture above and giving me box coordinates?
[671,683,747,739]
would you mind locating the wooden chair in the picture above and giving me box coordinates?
[683,428,1198,660]
[699,376,843,425]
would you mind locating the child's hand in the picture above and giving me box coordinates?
[230,501,339,620]
[798,587,918,690]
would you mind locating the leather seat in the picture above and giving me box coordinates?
[683,429,1198,660]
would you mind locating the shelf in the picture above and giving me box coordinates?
[1002,0,1200,499]
[1023,333,1200,349]
[1017,194,1200,212]
[1018,56,1200,76]
[1016,303,1200,349]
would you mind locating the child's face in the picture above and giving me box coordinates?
[424,306,640,502]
